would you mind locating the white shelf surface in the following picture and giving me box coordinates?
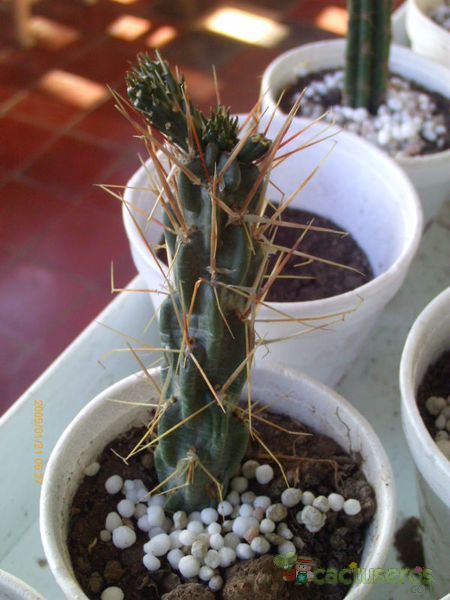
[0,198,448,599]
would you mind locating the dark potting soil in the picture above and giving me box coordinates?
[417,349,450,438]
[156,207,374,303]
[264,207,373,302]
[393,517,425,570]
[69,411,377,600]
[279,70,450,156]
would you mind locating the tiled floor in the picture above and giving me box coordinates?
[0,0,401,414]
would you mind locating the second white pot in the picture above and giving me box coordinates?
[260,39,450,225]
[400,286,450,597]
[40,365,395,599]
[123,114,421,386]
[0,569,44,600]
[406,0,450,67]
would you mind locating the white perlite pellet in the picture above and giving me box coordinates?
[209,575,224,592]
[328,493,345,512]
[217,500,233,516]
[266,503,288,522]
[313,495,330,513]
[105,512,122,532]
[100,529,111,542]
[112,526,136,549]
[343,499,362,516]
[117,499,135,519]
[231,476,248,493]
[179,529,195,547]
[209,533,225,550]
[241,460,260,479]
[298,506,327,533]
[201,507,219,525]
[204,549,220,569]
[101,587,124,600]
[148,533,171,556]
[253,496,271,511]
[255,464,274,485]
[147,505,165,528]
[199,566,214,582]
[281,488,302,508]
[143,554,161,572]
[236,542,255,560]
[208,522,222,535]
[179,555,200,578]
[84,462,100,477]
[301,491,315,506]
[173,510,188,530]
[260,518,275,534]
[219,546,236,567]
[293,69,448,158]
[105,475,123,495]
[426,396,447,416]
[250,536,271,554]
[278,541,296,556]
[167,548,184,570]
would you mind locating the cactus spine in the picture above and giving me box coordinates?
[127,54,273,511]
[344,0,392,114]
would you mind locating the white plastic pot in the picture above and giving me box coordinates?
[40,365,395,599]
[122,114,421,386]
[260,39,450,225]
[406,0,450,66]
[0,569,44,600]
[399,286,450,597]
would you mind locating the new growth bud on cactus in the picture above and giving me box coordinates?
[344,0,392,114]
[125,53,315,512]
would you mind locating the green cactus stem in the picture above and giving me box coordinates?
[127,54,272,511]
[344,0,391,114]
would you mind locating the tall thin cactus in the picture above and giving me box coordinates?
[344,0,392,114]
[126,54,279,512]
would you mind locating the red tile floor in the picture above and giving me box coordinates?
[0,0,402,414]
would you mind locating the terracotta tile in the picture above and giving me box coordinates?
[0,115,56,172]
[23,134,121,200]
[163,31,245,73]
[28,202,134,283]
[8,87,84,130]
[0,179,73,252]
[0,61,38,107]
[0,260,90,344]
[64,36,145,86]
[72,96,137,147]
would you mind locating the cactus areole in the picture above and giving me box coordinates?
[344,0,392,114]
[127,54,274,511]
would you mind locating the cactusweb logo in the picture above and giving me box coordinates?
[273,552,433,593]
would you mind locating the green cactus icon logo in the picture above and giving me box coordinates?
[274,551,298,570]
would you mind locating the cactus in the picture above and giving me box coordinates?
[344,0,392,114]
[126,54,275,511]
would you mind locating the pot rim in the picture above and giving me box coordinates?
[0,568,44,600]
[40,365,395,600]
[399,286,450,498]
[260,38,450,169]
[407,0,450,39]
[122,114,422,313]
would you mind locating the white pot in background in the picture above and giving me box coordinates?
[0,569,44,600]
[399,286,450,597]
[260,39,450,225]
[406,0,450,66]
[122,114,421,386]
[40,365,395,599]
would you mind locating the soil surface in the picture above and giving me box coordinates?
[393,517,425,569]
[69,410,377,599]
[279,70,450,156]
[157,207,374,303]
[417,349,450,438]
[264,207,373,302]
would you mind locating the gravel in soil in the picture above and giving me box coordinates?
[417,349,450,439]
[69,411,376,599]
[279,69,450,158]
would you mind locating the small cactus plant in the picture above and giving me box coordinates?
[125,54,324,512]
[344,0,392,114]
